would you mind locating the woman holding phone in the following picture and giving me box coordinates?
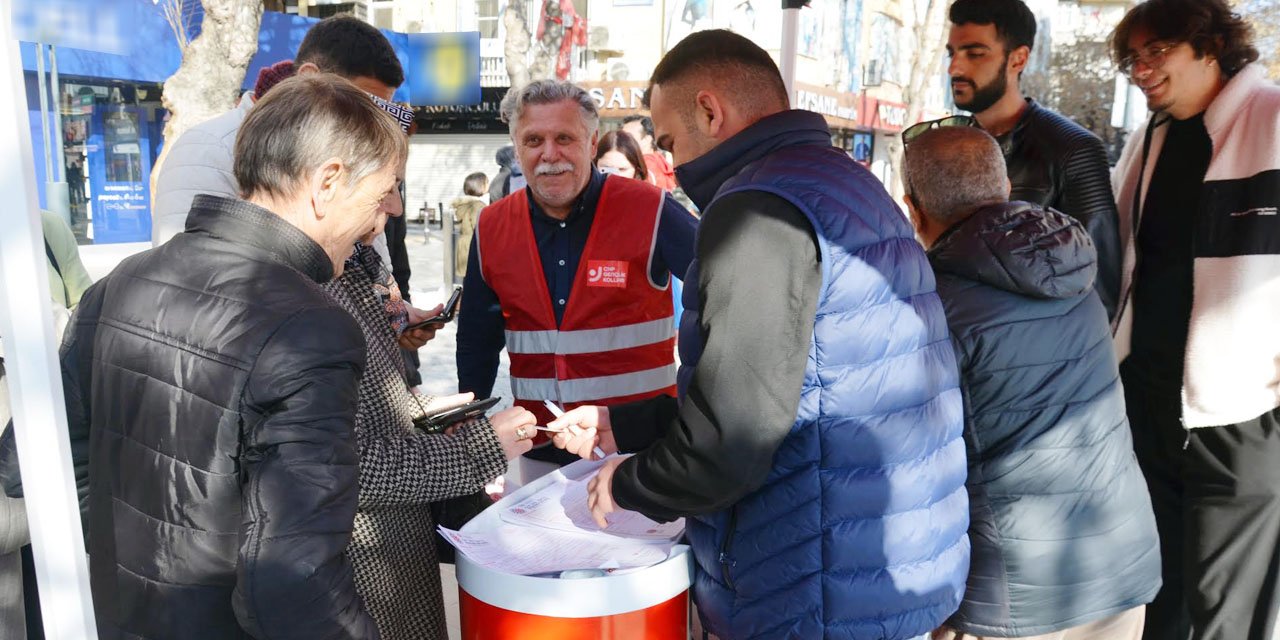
[321,96,537,640]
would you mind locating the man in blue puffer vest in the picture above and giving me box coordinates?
[547,30,970,640]
[902,126,1160,640]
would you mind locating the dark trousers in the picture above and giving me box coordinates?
[1122,362,1280,640]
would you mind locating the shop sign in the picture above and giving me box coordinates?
[414,87,507,133]
[856,96,909,133]
[406,32,482,106]
[877,102,908,130]
[795,88,858,124]
[580,82,649,115]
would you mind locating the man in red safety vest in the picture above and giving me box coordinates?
[456,79,697,477]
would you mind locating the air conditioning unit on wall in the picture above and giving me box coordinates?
[864,59,883,87]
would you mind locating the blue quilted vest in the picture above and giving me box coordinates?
[676,111,969,640]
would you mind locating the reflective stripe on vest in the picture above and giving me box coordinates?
[505,316,674,355]
[510,363,678,404]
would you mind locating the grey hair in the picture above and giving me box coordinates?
[500,79,600,138]
[234,73,408,201]
[903,126,1008,225]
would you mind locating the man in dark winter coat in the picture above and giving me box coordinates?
[62,75,406,639]
[903,125,1161,640]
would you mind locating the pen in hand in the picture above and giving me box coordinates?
[542,400,608,459]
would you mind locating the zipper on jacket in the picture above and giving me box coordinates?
[718,505,739,591]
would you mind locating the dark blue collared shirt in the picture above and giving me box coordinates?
[456,170,697,398]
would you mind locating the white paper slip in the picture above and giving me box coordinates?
[438,524,672,576]
[499,469,685,541]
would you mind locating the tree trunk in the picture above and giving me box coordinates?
[504,0,532,88]
[903,0,951,127]
[889,0,950,201]
[151,0,262,202]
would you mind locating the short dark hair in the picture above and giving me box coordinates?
[621,115,654,140]
[296,15,405,89]
[463,171,489,197]
[949,0,1037,52]
[595,130,649,181]
[645,29,789,118]
[1110,0,1258,79]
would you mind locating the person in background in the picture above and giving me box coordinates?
[384,120,420,386]
[621,114,677,190]
[902,124,1160,640]
[152,14,406,246]
[594,130,649,181]
[452,171,488,280]
[549,30,967,640]
[0,209,94,640]
[488,145,526,202]
[946,0,1121,319]
[593,130,688,330]
[456,79,696,482]
[1109,1,1280,638]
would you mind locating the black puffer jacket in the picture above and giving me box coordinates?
[929,202,1160,636]
[999,99,1121,320]
[64,195,378,639]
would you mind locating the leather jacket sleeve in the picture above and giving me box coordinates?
[232,308,379,640]
[1057,139,1122,320]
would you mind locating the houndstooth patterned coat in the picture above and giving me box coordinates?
[325,247,507,640]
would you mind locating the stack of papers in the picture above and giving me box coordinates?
[498,472,685,540]
[437,525,672,576]
[439,464,685,576]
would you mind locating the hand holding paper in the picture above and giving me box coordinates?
[587,456,625,528]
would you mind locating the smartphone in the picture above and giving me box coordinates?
[413,396,501,434]
[407,286,462,330]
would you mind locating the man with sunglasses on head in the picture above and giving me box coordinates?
[1109,2,1280,639]
[946,0,1121,319]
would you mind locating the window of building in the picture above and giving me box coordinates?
[477,0,500,39]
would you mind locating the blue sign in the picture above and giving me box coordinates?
[407,32,481,107]
[87,106,152,243]
[11,0,138,55]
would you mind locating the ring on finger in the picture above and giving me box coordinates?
[516,426,529,440]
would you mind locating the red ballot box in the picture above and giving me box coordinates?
[455,460,694,640]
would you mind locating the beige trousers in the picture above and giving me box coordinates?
[934,606,1146,640]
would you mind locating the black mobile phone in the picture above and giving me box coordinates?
[407,286,463,330]
[413,396,501,434]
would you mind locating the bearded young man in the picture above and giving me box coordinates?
[946,0,1121,319]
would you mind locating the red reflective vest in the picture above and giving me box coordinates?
[477,176,677,445]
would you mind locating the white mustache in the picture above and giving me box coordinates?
[535,162,575,175]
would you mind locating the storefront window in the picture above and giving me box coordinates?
[52,81,165,245]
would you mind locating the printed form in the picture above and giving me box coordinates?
[441,463,685,575]
[498,471,685,540]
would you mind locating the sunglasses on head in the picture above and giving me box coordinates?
[902,115,981,146]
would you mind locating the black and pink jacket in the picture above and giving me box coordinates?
[1113,64,1280,428]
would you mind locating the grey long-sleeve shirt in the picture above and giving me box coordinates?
[609,190,822,522]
